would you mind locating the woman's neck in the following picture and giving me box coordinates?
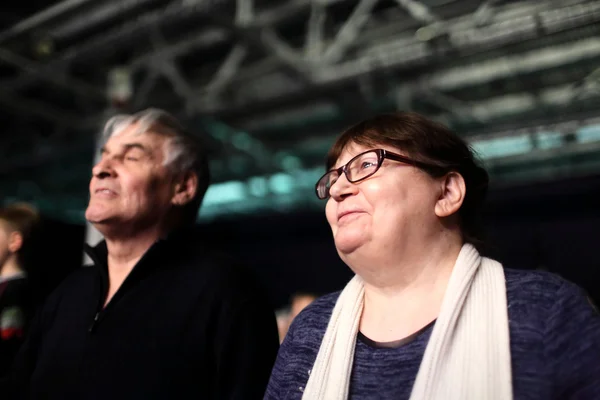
[357,235,463,342]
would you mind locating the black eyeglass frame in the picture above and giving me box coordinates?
[315,149,444,200]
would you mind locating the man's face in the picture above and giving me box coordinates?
[85,123,176,232]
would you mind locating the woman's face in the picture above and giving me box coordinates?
[325,143,444,259]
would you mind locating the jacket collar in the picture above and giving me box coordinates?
[83,225,201,311]
[83,225,198,266]
[83,225,199,285]
[0,271,27,285]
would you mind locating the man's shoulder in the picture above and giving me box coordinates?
[176,247,271,303]
[178,247,254,282]
[29,266,97,316]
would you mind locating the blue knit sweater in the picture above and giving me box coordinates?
[265,269,600,399]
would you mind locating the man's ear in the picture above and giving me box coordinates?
[171,171,198,206]
[434,172,466,218]
[8,231,23,253]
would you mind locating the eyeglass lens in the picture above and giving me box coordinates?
[317,150,381,199]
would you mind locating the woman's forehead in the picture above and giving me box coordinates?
[333,142,403,168]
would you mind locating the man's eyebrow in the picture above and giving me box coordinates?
[99,143,153,157]
[123,142,156,159]
[123,143,150,153]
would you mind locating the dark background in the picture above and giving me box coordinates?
[30,172,600,310]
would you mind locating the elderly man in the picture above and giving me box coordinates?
[1,109,279,399]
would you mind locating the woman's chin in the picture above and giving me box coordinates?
[334,231,369,256]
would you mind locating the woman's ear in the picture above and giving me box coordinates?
[434,172,466,218]
[171,171,199,206]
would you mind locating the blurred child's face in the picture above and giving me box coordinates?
[0,221,12,267]
[0,221,20,269]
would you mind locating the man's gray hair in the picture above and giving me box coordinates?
[102,108,210,223]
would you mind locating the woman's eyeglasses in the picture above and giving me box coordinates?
[315,149,441,200]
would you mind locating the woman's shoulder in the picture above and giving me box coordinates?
[504,268,590,305]
[503,268,598,329]
[505,267,566,291]
[286,291,341,341]
[503,269,600,396]
[300,291,341,315]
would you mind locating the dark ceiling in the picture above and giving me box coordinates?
[0,0,599,222]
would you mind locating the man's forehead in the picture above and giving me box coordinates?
[111,121,159,138]
[105,123,167,149]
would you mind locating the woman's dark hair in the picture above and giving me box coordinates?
[326,111,489,248]
[0,203,41,267]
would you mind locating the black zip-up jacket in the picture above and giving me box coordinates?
[1,229,279,399]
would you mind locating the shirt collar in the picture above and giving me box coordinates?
[0,271,27,285]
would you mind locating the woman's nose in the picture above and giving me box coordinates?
[329,173,358,201]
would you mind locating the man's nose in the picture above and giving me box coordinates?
[91,158,116,179]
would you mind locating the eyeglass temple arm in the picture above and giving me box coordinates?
[382,150,443,171]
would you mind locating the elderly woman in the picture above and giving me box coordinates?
[265,112,600,400]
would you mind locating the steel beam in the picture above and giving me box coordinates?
[179,0,599,117]
[47,0,162,41]
[394,0,439,24]
[0,0,231,93]
[205,44,248,96]
[0,92,83,126]
[129,28,230,72]
[0,0,96,44]
[206,12,313,82]
[199,35,600,118]
[2,0,333,95]
[304,2,326,62]
[0,48,106,101]
[127,0,342,74]
[321,0,378,64]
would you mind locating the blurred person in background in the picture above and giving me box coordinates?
[1,108,279,400]
[276,307,292,343]
[276,292,318,343]
[265,112,600,400]
[289,292,317,321]
[0,204,38,377]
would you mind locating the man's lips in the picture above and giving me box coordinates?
[94,188,118,196]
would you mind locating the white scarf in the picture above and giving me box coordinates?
[302,243,513,400]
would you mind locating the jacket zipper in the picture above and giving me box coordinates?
[88,312,100,333]
[85,239,164,334]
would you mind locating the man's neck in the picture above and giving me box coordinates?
[0,258,23,279]
[100,227,166,307]
[104,228,163,272]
